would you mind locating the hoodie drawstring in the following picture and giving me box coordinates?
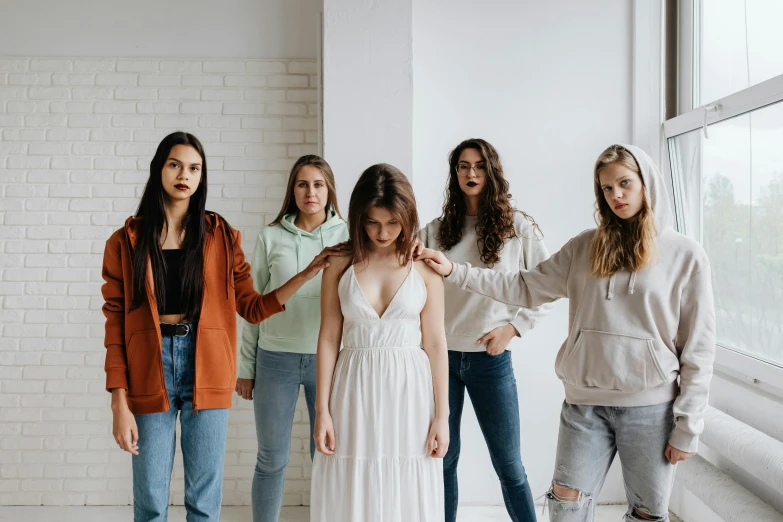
[607,274,615,300]
[296,231,302,272]
[607,272,637,299]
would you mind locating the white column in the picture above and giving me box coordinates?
[322,0,413,212]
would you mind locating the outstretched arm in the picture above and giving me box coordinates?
[416,239,574,309]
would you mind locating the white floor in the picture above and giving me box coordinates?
[0,505,646,522]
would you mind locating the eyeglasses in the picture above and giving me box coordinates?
[456,164,487,177]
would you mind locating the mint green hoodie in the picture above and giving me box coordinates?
[239,211,349,378]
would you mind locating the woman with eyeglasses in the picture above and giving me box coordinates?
[419,138,551,522]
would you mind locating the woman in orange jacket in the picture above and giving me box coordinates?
[101,131,334,522]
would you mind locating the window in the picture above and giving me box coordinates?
[698,0,783,107]
[665,0,783,373]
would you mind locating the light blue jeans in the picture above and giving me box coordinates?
[132,325,229,522]
[545,401,676,522]
[251,348,316,522]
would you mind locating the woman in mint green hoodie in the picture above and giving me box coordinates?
[236,155,349,522]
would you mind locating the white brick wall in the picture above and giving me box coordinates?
[0,57,319,506]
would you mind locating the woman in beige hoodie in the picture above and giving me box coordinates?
[416,144,715,522]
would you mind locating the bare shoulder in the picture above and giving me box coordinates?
[414,259,443,286]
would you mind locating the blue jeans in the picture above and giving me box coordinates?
[545,401,676,522]
[132,325,229,522]
[251,348,316,522]
[444,350,536,522]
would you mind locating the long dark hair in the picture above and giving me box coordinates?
[438,138,539,267]
[130,131,225,320]
[270,155,341,226]
[346,164,419,270]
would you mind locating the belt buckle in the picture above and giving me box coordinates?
[175,324,190,337]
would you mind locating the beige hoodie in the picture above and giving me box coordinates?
[445,145,715,453]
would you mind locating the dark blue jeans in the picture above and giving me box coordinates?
[444,350,536,522]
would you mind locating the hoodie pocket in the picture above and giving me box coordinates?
[196,327,233,390]
[562,329,671,392]
[127,329,162,397]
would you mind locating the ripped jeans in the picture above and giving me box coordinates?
[545,401,676,522]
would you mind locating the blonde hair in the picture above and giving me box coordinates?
[590,145,658,277]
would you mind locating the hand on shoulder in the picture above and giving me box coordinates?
[414,247,453,277]
[415,259,445,285]
[323,252,352,279]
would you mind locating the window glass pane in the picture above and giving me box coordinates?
[700,0,783,105]
[668,101,783,366]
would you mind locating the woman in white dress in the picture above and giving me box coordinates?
[310,163,449,522]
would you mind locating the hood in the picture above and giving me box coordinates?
[123,212,233,297]
[603,145,673,300]
[122,212,227,247]
[277,210,345,237]
[620,143,674,235]
[277,210,346,272]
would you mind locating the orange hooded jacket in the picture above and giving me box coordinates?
[101,213,284,414]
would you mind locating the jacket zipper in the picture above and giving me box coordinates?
[192,313,199,415]
[193,231,216,416]
[143,241,170,413]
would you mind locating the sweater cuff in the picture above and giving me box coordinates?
[509,318,532,338]
[668,426,699,453]
[238,357,256,380]
[444,262,470,289]
[263,289,286,316]
[105,367,129,392]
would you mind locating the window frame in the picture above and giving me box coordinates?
[658,1,783,392]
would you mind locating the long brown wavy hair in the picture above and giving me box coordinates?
[346,164,419,270]
[270,155,341,226]
[590,145,658,277]
[437,138,540,267]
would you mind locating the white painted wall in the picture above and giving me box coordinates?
[412,0,633,505]
[0,0,322,59]
[322,0,413,209]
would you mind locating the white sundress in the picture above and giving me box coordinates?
[310,264,444,522]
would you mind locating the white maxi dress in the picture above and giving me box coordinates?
[310,264,444,522]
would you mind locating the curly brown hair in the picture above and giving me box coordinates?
[436,138,539,267]
[590,145,658,277]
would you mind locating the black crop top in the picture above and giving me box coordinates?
[161,249,184,315]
